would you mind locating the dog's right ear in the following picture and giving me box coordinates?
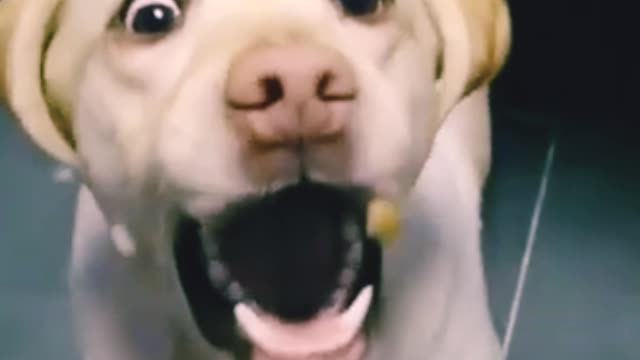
[1,0,77,165]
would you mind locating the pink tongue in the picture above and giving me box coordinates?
[252,333,366,360]
[236,286,373,360]
[241,310,367,360]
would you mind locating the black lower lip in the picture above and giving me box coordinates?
[173,182,382,352]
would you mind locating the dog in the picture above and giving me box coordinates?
[0,0,511,359]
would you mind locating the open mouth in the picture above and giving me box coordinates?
[173,181,382,358]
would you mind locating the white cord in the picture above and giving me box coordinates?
[502,140,556,357]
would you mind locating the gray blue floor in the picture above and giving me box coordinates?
[483,106,640,359]
[0,109,78,359]
[1,105,639,359]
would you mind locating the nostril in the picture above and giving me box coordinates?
[228,75,285,110]
[316,71,357,102]
[261,76,285,106]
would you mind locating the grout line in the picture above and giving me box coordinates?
[501,140,557,357]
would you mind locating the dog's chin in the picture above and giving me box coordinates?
[173,181,382,357]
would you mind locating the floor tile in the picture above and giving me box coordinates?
[0,110,78,359]
[507,127,640,359]
[0,292,78,360]
[481,105,553,339]
[0,110,77,292]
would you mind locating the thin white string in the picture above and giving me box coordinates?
[502,140,556,357]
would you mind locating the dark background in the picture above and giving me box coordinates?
[492,0,637,125]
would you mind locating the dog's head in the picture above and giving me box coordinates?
[1,0,509,357]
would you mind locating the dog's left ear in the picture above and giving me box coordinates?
[428,0,511,119]
[1,0,78,165]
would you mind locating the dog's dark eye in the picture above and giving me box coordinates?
[338,0,383,16]
[122,0,181,34]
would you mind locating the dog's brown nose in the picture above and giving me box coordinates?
[225,45,357,146]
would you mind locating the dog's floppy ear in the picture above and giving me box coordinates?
[428,0,511,119]
[0,0,77,165]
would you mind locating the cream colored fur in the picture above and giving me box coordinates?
[0,0,511,359]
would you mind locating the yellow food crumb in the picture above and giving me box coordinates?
[366,198,401,247]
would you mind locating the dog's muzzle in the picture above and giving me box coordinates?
[224,44,358,186]
[174,182,392,359]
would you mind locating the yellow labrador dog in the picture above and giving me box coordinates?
[0,0,510,359]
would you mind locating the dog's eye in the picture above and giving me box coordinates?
[122,0,181,34]
[337,0,383,16]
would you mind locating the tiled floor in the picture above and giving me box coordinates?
[0,110,79,359]
[498,122,640,359]
[483,105,640,359]
[1,104,638,359]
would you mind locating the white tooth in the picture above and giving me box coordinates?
[234,286,373,358]
[346,242,363,267]
[208,261,228,285]
[343,219,360,243]
[330,288,348,309]
[226,281,245,302]
[199,226,219,258]
[339,269,356,287]
[338,286,373,330]
[234,304,275,346]
[111,224,136,257]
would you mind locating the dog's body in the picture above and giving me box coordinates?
[1,0,510,359]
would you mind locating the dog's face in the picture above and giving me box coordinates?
[1,0,509,357]
[76,0,440,218]
[0,0,510,206]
